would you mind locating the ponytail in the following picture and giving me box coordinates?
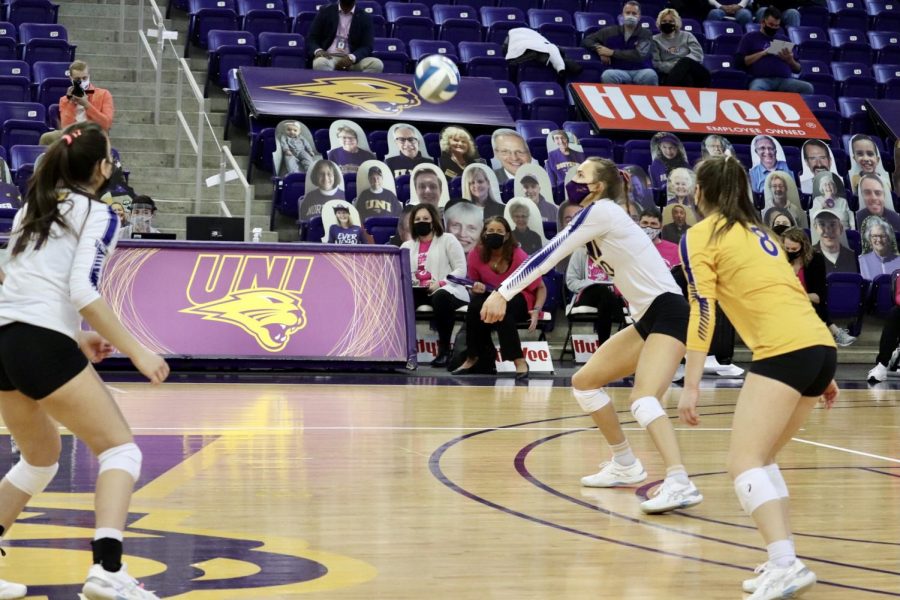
[694,155,761,242]
[13,122,109,256]
[584,157,625,202]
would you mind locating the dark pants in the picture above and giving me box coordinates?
[465,292,529,362]
[660,58,711,88]
[573,284,625,344]
[414,288,467,348]
[876,306,900,365]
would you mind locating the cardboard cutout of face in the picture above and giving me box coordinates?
[622,164,655,210]
[443,200,485,254]
[649,132,689,188]
[799,139,839,195]
[491,129,533,178]
[701,134,733,159]
[514,163,557,222]
[387,122,430,159]
[662,203,698,227]
[849,134,893,197]
[328,119,376,174]
[763,170,807,228]
[409,163,450,208]
[274,120,320,177]
[810,208,850,249]
[299,159,345,220]
[321,199,363,243]
[666,167,696,206]
[462,163,502,206]
[504,197,547,255]
[353,159,401,219]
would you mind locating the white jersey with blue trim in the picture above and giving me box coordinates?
[498,200,681,320]
[0,190,120,341]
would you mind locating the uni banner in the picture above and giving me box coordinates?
[571,83,829,140]
[238,66,515,127]
[101,242,417,366]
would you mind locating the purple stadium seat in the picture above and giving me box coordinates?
[364,217,399,244]
[408,39,457,62]
[257,31,304,66]
[527,8,572,28]
[710,69,748,90]
[30,60,68,107]
[459,41,507,78]
[800,60,838,96]
[355,0,382,17]
[788,25,831,61]
[516,119,557,140]
[374,37,406,53]
[433,4,478,23]
[492,79,521,120]
[205,30,257,97]
[868,1,900,31]
[874,64,900,99]
[18,23,74,66]
[826,271,868,335]
[0,75,28,103]
[242,9,289,38]
[703,20,741,39]
[0,60,27,78]
[622,139,652,174]
[0,22,16,43]
[0,101,48,149]
[581,137,614,159]
[868,31,900,65]
[574,11,615,40]
[285,0,322,18]
[838,96,873,134]
[829,28,872,63]
[236,0,285,15]
[274,171,304,219]
[186,5,239,57]
[519,81,567,124]
[562,121,595,140]
[439,18,482,44]
[391,16,436,42]
[385,2,431,21]
[798,4,829,29]
[7,0,59,27]
[825,0,868,30]
[702,54,738,71]
[372,50,409,73]
[803,93,837,111]
[832,61,878,97]
[542,0,579,13]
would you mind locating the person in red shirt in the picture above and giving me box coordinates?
[40,60,114,146]
[639,209,680,269]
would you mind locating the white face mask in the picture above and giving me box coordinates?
[623,15,639,26]
[642,226,661,240]
[79,77,90,89]
[131,214,151,232]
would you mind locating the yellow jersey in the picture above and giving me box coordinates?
[679,216,835,361]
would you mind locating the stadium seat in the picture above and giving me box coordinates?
[409,39,457,62]
[868,0,900,31]
[186,1,239,57]
[543,0,579,14]
[0,101,48,149]
[9,143,41,195]
[826,271,868,336]
[492,79,521,120]
[433,4,478,23]
[622,140,652,173]
[832,61,878,97]
[711,69,748,90]
[391,16,437,42]
[868,31,900,65]
[355,0,381,17]
[580,137,614,160]
[0,74,28,103]
[573,11,615,33]
[874,63,900,99]
[562,120,594,140]
[291,11,316,36]
[702,54,737,71]
[364,216,399,244]
[285,0,321,18]
[257,31,303,67]
[242,8,289,39]
[7,0,59,27]
[30,60,68,107]
[519,81,567,124]
[458,41,507,78]
[527,8,572,28]
[438,18,482,44]
[703,20,741,40]
[204,30,257,97]
[799,59,838,96]
[838,96,873,134]
[236,0,284,15]
[788,25,831,61]
[480,7,526,44]
[828,28,872,63]
[17,23,73,66]
[385,2,431,21]
[516,119,557,141]
[825,0,868,30]
[0,60,27,79]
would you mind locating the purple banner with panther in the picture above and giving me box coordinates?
[238,66,514,126]
[101,241,416,365]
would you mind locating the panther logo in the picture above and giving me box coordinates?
[264,77,422,116]
[181,288,307,352]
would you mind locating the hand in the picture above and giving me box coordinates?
[596,45,614,58]
[821,379,839,409]
[131,347,170,385]
[471,281,486,294]
[528,309,540,332]
[678,387,701,426]
[778,47,793,62]
[480,291,507,324]
[335,56,353,70]
[600,56,611,65]
[427,280,441,295]
[722,4,739,14]
[77,331,114,363]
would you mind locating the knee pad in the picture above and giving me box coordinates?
[6,459,58,496]
[630,396,666,428]
[98,442,142,482]
[573,388,611,413]
[734,467,780,515]
[764,463,789,499]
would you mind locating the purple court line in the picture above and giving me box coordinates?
[429,409,900,598]
[633,468,900,547]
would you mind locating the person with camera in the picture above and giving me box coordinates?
[40,61,115,146]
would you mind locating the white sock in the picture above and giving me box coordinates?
[767,539,796,568]
[610,440,636,466]
[665,464,690,486]
[94,527,124,542]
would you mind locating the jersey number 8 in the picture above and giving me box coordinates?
[750,226,780,257]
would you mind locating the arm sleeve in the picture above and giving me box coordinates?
[679,228,719,354]
[306,10,327,55]
[85,90,114,131]
[467,247,480,281]
[497,203,608,301]
[352,15,374,61]
[806,252,828,302]
[650,39,663,70]
[613,31,652,62]
[445,235,467,280]
[581,29,603,49]
[687,33,704,62]
[70,204,120,311]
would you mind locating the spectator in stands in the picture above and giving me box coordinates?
[779,226,857,346]
[386,124,433,178]
[859,216,900,279]
[640,208,680,268]
[354,164,401,221]
[110,201,128,227]
[582,1,658,86]
[765,206,797,229]
[665,167,696,207]
[749,135,793,193]
[454,216,547,377]
[403,203,469,367]
[328,124,375,174]
[850,134,893,195]
[856,174,900,233]
[444,201,484,255]
[462,164,504,219]
[566,244,623,345]
[754,0,802,29]
[737,8,813,94]
[300,159,344,219]
[661,203,690,243]
[651,9,710,88]
[306,0,383,73]
[812,209,859,274]
[555,201,584,275]
[389,204,415,246]
[504,28,583,84]
[118,196,159,239]
[649,132,689,188]
[278,120,317,176]
[866,306,900,384]
[800,139,838,195]
[439,126,483,179]
[707,0,753,24]
[40,60,115,146]
[516,167,558,222]
[546,130,584,187]
[811,172,853,229]
[508,200,543,255]
[326,203,364,244]
[624,165,655,209]
[701,134,733,159]
[492,129,532,185]
[411,165,449,209]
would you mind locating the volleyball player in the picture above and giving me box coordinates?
[678,155,838,599]
[481,157,702,514]
[0,123,168,599]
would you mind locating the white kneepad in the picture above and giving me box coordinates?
[573,388,611,413]
[630,396,666,428]
[7,459,58,496]
[98,442,142,482]
[734,467,780,515]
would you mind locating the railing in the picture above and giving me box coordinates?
[132,0,253,242]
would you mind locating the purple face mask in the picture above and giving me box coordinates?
[566,180,592,203]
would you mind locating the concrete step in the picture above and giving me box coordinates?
[59,15,147,32]
[60,3,157,18]
[85,64,205,85]
[127,180,262,203]
[152,198,272,217]
[115,150,246,169]
[154,212,270,229]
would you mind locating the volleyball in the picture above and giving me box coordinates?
[413,54,460,104]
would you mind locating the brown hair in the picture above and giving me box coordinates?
[780,227,812,265]
[409,203,443,239]
[478,216,516,265]
[584,157,627,202]
[694,155,762,241]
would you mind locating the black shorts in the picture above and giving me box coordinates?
[749,345,837,397]
[0,322,88,400]
[633,292,689,344]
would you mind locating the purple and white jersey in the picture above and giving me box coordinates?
[498,200,681,320]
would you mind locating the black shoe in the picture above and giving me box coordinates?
[431,350,450,368]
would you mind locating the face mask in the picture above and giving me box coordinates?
[786,250,801,262]
[623,15,639,26]
[763,26,779,37]
[79,77,90,89]
[642,226,661,240]
[565,180,592,203]
[413,221,432,237]
[484,233,505,249]
[659,23,676,34]
[96,159,124,198]
[772,224,790,236]
[131,213,151,233]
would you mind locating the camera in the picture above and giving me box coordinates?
[71,79,85,98]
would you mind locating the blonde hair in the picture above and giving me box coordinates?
[584,157,626,202]
[440,126,476,159]
[656,8,682,29]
